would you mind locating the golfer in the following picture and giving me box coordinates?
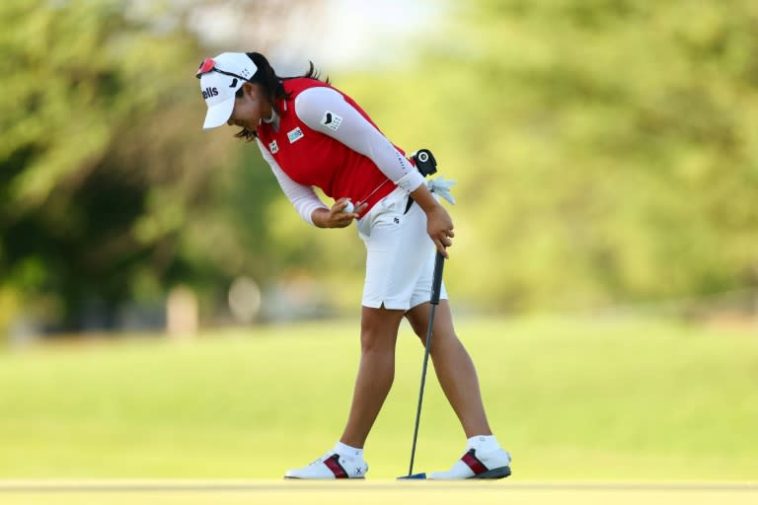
[196,52,511,480]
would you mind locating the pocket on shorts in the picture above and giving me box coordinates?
[357,187,408,240]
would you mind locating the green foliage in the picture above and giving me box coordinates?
[337,0,758,310]
[2,0,757,331]
[0,0,283,329]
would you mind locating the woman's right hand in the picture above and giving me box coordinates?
[313,198,366,228]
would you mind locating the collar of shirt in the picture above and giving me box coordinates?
[262,108,280,132]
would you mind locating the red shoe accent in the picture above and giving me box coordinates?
[461,449,489,475]
[323,454,348,478]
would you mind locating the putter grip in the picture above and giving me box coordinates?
[430,251,445,305]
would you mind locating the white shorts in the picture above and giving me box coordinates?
[357,187,448,311]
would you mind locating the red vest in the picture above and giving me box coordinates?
[256,78,401,215]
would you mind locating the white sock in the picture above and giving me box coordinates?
[333,441,364,460]
[467,434,500,452]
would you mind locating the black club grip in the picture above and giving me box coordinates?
[430,251,445,305]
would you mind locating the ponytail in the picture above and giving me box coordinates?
[247,52,287,106]
[301,61,329,83]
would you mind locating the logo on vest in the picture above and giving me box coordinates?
[202,87,218,100]
[321,111,343,131]
[287,127,305,144]
[268,140,279,154]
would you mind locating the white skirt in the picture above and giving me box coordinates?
[357,187,448,311]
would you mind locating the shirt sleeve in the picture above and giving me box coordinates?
[294,87,425,193]
[256,139,328,226]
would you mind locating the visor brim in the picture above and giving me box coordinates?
[202,96,236,130]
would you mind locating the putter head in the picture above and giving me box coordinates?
[398,473,427,480]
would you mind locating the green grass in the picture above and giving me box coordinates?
[0,315,756,480]
[2,483,758,505]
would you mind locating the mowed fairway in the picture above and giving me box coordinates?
[0,315,756,504]
[1,481,756,505]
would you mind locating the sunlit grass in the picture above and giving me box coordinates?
[0,316,755,480]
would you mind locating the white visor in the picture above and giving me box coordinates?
[197,53,257,129]
[200,70,245,129]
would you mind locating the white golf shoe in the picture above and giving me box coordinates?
[428,447,511,480]
[284,452,368,480]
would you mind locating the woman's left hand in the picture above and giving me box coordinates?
[409,184,455,257]
[425,205,454,257]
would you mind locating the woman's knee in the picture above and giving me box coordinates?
[407,314,458,348]
[418,330,459,356]
[360,327,399,354]
[359,332,397,383]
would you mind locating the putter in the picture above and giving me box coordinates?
[398,251,446,480]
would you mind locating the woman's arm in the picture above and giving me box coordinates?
[409,183,454,257]
[294,87,426,194]
[295,87,454,254]
[256,139,327,225]
[256,139,361,228]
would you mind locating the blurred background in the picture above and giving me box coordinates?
[0,0,756,481]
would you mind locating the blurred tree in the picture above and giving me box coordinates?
[0,0,214,331]
[3,0,756,334]
[334,0,758,310]
[0,0,323,333]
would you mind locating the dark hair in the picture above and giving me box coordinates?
[234,53,329,141]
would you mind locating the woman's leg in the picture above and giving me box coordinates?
[405,300,492,438]
[339,305,406,448]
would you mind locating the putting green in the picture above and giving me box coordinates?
[0,481,756,505]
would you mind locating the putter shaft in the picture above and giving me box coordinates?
[405,252,445,478]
